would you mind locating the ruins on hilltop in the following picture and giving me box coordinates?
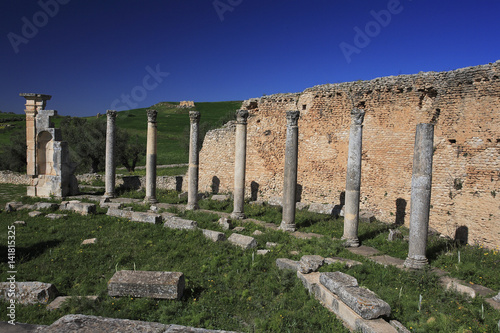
[198,61,500,248]
[178,101,195,108]
[20,93,78,198]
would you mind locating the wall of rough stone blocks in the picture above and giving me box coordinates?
[198,61,500,248]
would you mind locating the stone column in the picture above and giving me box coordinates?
[342,108,366,247]
[404,123,434,269]
[279,111,300,232]
[186,111,201,210]
[231,109,249,220]
[144,109,158,204]
[19,93,52,176]
[103,110,117,199]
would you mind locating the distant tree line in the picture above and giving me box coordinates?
[0,117,145,174]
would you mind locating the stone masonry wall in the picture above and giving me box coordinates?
[198,61,500,248]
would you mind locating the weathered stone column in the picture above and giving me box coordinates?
[279,111,300,232]
[231,109,249,220]
[103,110,117,199]
[342,108,365,247]
[144,109,158,204]
[186,111,201,210]
[404,123,435,269]
[19,93,51,176]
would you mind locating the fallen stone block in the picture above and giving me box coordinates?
[257,250,270,255]
[164,216,198,230]
[320,272,391,320]
[60,200,97,215]
[252,230,263,236]
[29,210,43,217]
[108,270,185,300]
[131,211,162,224]
[295,202,309,210]
[35,202,60,210]
[337,286,391,320]
[46,214,67,220]
[46,296,99,311]
[201,229,226,242]
[493,291,500,302]
[233,227,246,232]
[356,318,399,333]
[82,238,97,245]
[100,201,123,209]
[0,282,58,305]
[320,272,359,295]
[359,210,375,223]
[228,233,257,249]
[440,276,477,298]
[308,203,337,215]
[107,207,133,219]
[5,201,23,212]
[218,217,233,230]
[211,194,230,201]
[276,258,300,271]
[266,242,278,248]
[14,221,26,225]
[299,255,324,274]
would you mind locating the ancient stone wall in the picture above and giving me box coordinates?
[198,61,500,248]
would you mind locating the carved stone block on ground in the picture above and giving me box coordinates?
[228,233,257,249]
[5,201,23,212]
[308,203,337,215]
[359,210,376,223]
[211,194,230,201]
[35,202,59,210]
[107,208,132,219]
[320,272,359,295]
[108,270,185,300]
[29,210,42,217]
[60,201,96,215]
[336,286,391,320]
[82,238,97,245]
[201,229,226,242]
[299,255,324,273]
[130,211,162,224]
[164,216,198,230]
[218,217,232,230]
[257,250,270,255]
[0,282,58,305]
[46,214,67,220]
[276,258,300,271]
[324,257,362,268]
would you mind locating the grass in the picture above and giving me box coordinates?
[116,166,188,177]
[1,184,500,332]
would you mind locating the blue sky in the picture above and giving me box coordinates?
[1,0,499,116]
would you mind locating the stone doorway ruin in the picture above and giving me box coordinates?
[20,93,79,198]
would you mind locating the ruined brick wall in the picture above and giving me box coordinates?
[199,61,500,248]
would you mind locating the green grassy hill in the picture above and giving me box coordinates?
[0,101,242,166]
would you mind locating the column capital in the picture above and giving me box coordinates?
[189,110,201,123]
[350,108,365,125]
[147,109,158,123]
[286,110,300,126]
[20,93,52,114]
[236,109,249,124]
[19,93,52,101]
[106,110,117,118]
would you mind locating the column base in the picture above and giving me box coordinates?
[230,212,246,220]
[279,222,296,232]
[404,255,428,269]
[186,203,199,211]
[102,193,115,200]
[144,196,158,204]
[341,236,360,247]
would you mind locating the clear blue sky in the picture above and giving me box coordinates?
[1,0,499,116]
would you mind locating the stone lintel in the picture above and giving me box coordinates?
[108,270,185,300]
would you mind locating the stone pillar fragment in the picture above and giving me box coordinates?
[231,109,249,220]
[279,111,300,232]
[20,93,52,176]
[103,110,117,199]
[404,123,434,269]
[145,109,158,203]
[186,111,201,210]
[342,108,365,247]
